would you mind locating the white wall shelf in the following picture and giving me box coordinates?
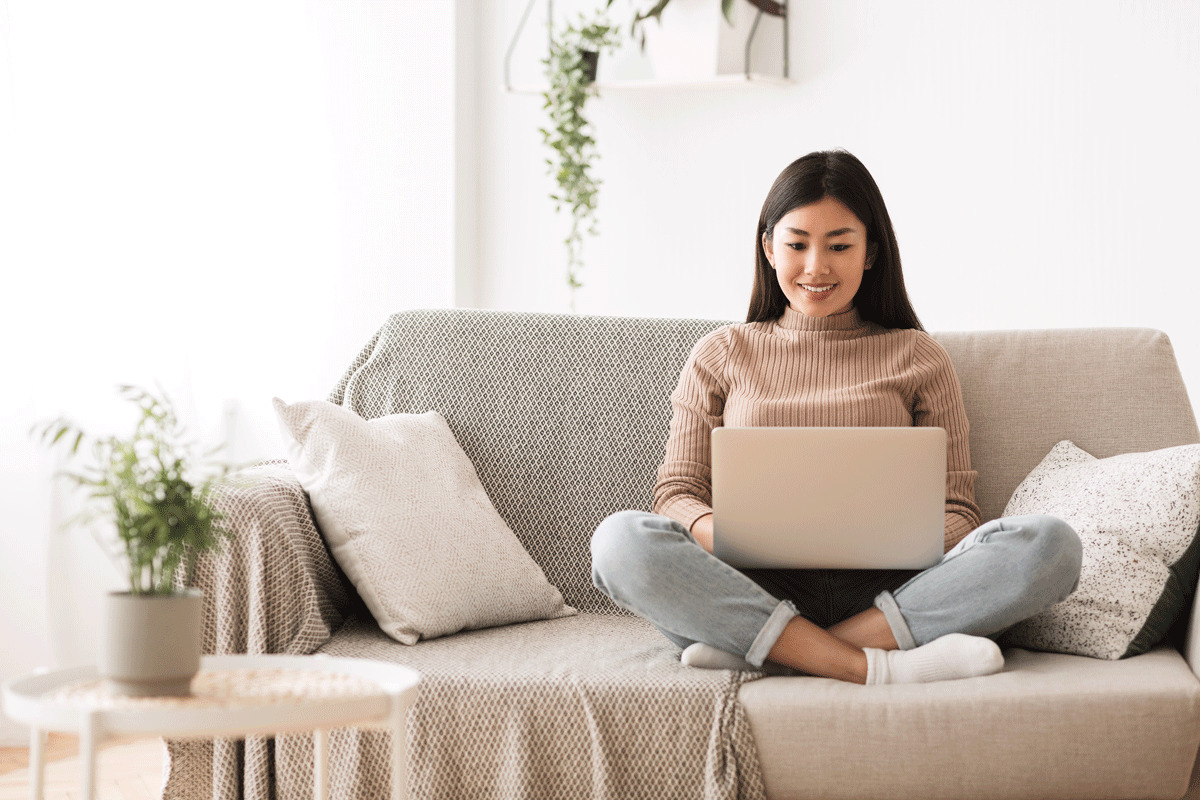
[507,72,792,95]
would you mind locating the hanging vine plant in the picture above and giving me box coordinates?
[539,16,619,310]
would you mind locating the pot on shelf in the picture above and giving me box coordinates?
[641,0,787,80]
[578,48,600,84]
[100,589,203,697]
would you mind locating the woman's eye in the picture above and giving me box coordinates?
[787,242,806,251]
[831,244,851,252]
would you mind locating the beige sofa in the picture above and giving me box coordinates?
[166,309,1200,800]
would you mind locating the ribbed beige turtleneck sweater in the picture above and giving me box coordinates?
[653,305,982,552]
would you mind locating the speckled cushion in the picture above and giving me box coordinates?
[273,398,574,644]
[1001,440,1200,659]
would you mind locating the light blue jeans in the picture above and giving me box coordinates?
[590,511,1082,667]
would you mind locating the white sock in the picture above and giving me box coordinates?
[680,643,797,675]
[864,634,1004,685]
[681,642,754,670]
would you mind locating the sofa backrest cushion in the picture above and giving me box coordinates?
[935,328,1199,524]
[330,310,1199,616]
[331,309,728,613]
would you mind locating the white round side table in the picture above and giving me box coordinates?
[2,653,421,800]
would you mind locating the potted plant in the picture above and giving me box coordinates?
[539,14,620,311]
[35,385,234,696]
[617,0,786,36]
[614,0,787,79]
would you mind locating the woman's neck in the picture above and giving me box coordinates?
[775,305,864,332]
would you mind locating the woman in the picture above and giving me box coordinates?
[590,150,1082,685]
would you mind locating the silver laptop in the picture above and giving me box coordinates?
[711,427,946,570]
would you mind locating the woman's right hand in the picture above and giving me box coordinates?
[690,513,715,554]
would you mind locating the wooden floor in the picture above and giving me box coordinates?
[0,733,164,800]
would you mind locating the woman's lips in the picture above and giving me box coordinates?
[800,283,837,298]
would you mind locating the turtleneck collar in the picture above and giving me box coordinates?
[775,304,865,332]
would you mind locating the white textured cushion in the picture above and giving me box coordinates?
[1001,440,1200,659]
[273,398,574,644]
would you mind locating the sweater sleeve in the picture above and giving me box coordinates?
[652,327,731,530]
[911,334,983,550]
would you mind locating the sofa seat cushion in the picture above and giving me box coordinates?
[295,612,767,800]
[740,645,1200,800]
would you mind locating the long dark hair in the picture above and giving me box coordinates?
[746,150,923,331]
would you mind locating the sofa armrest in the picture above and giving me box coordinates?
[190,461,353,656]
[1185,589,1200,680]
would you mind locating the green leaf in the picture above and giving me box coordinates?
[722,0,736,26]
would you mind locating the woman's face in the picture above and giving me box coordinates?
[762,196,872,318]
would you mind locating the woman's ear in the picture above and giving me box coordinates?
[762,233,775,268]
[866,242,878,269]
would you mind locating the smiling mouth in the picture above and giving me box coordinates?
[801,284,837,294]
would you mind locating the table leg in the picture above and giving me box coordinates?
[79,712,99,800]
[313,729,329,800]
[28,728,44,800]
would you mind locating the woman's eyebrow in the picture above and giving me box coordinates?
[785,227,856,237]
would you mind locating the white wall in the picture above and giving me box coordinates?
[0,0,468,744]
[477,0,1200,402]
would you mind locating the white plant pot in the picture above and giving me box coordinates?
[641,0,786,80]
[100,589,203,696]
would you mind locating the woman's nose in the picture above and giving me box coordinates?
[803,250,829,276]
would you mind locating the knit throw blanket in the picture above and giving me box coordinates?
[160,470,767,800]
[312,615,765,799]
[163,309,768,798]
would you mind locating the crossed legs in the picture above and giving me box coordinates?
[591,511,1081,684]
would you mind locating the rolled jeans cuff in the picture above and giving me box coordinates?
[745,600,797,667]
[874,590,917,650]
